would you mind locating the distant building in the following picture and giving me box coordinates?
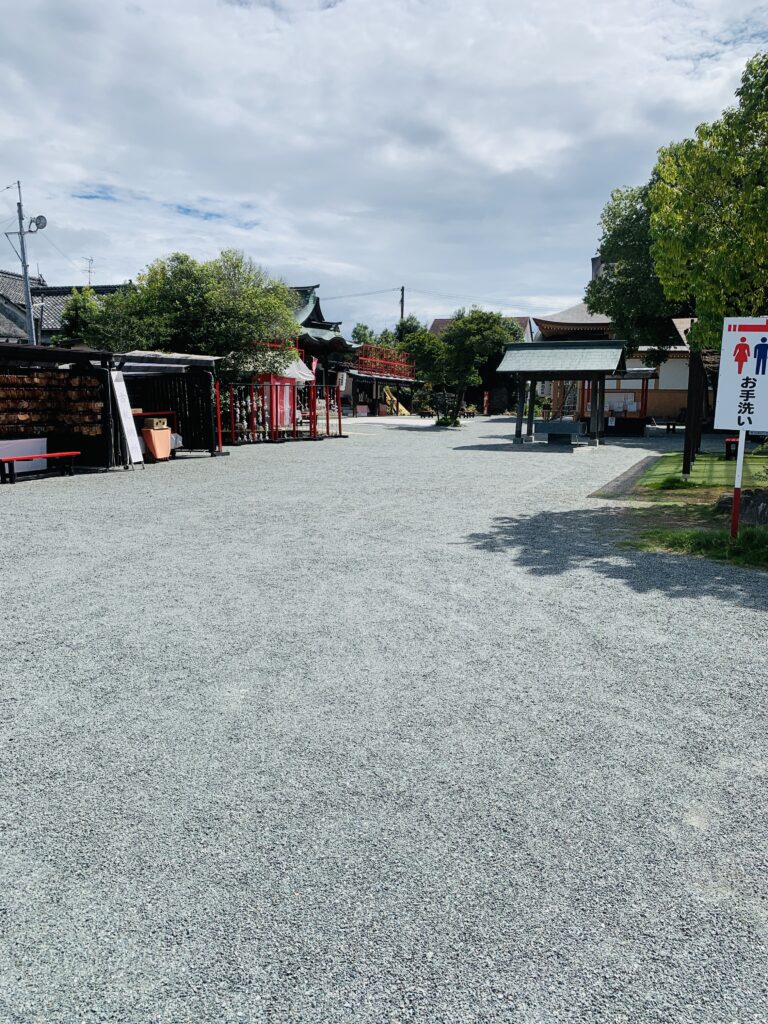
[533,300,698,422]
[429,315,534,344]
[0,270,121,345]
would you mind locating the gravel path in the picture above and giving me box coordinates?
[2,418,767,1023]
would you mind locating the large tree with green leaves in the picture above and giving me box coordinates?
[59,249,299,377]
[420,308,522,423]
[585,182,689,359]
[650,53,768,347]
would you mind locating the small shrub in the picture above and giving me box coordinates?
[646,474,696,491]
[435,416,461,427]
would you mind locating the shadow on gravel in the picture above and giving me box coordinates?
[454,443,576,453]
[388,423,447,431]
[465,507,768,608]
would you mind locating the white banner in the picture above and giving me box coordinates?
[714,317,768,432]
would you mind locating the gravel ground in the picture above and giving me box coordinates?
[1,418,767,1023]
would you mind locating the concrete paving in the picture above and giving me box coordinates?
[1,417,767,1023]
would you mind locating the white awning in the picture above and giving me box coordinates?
[281,357,315,382]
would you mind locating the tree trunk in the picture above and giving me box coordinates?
[451,387,465,423]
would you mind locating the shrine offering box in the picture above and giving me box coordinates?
[142,427,171,460]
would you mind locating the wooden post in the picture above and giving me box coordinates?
[598,376,606,440]
[215,380,223,451]
[589,375,599,441]
[514,378,525,442]
[526,380,536,439]
[682,354,698,477]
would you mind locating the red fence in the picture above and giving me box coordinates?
[215,382,344,446]
[355,345,415,379]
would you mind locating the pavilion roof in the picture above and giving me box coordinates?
[497,340,626,378]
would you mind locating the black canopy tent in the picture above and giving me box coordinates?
[111,351,220,463]
[0,343,220,471]
[0,342,116,468]
[496,340,657,443]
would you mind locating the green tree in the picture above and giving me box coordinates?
[650,53,768,347]
[433,308,522,423]
[59,249,299,377]
[585,182,688,360]
[351,322,377,345]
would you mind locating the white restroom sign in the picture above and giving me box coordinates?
[714,317,768,431]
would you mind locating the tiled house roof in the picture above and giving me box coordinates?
[0,310,26,340]
[0,270,122,339]
[0,269,46,306]
[30,285,121,332]
[430,315,531,336]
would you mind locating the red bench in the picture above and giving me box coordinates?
[0,451,81,484]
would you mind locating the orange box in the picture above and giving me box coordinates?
[142,427,171,461]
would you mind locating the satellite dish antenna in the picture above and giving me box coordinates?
[34,215,47,230]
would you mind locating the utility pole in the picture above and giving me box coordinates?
[4,181,47,346]
[16,183,36,346]
[400,286,405,322]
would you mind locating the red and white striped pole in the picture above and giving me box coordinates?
[731,429,747,539]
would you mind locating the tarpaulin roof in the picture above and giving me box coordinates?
[116,350,219,375]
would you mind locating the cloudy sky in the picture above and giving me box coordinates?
[1,0,767,332]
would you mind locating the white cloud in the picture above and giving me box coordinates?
[0,0,766,330]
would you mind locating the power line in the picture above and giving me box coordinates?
[35,231,85,275]
[409,286,524,307]
[323,287,400,300]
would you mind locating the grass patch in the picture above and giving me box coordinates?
[638,452,768,492]
[649,474,697,491]
[632,525,768,568]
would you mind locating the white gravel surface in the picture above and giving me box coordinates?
[2,417,767,1023]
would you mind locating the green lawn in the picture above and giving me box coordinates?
[639,452,768,490]
[632,524,768,569]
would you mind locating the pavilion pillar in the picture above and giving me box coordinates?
[597,376,606,441]
[514,377,525,443]
[526,380,536,440]
[552,380,562,417]
[588,374,600,444]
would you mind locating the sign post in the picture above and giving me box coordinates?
[730,429,747,539]
[110,370,144,467]
[714,317,768,538]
